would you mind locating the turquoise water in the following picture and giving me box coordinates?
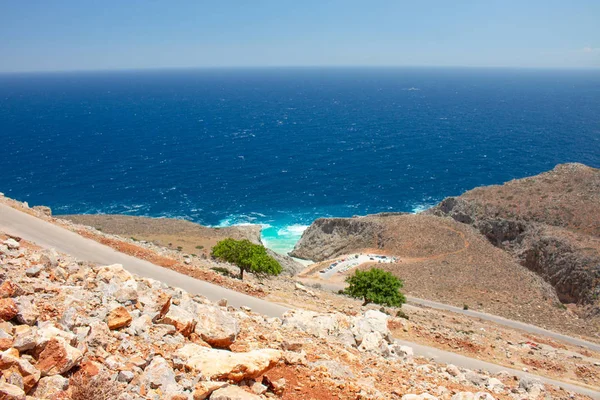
[1,68,599,254]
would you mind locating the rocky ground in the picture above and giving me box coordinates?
[3,234,590,400]
[59,214,263,259]
[1,194,599,398]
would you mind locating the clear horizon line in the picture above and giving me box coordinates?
[1,64,599,75]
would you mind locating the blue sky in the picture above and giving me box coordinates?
[1,0,599,72]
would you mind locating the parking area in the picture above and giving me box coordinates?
[319,253,397,278]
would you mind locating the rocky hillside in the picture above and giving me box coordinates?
[2,234,581,400]
[427,163,600,315]
[294,214,584,333]
[59,214,304,277]
[60,214,263,254]
[291,164,600,335]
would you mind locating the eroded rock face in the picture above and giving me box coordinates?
[290,217,384,261]
[427,165,600,313]
[176,344,281,382]
[266,249,304,276]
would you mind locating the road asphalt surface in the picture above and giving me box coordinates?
[407,297,600,353]
[1,202,598,398]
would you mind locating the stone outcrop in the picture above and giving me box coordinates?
[176,344,281,382]
[266,249,304,276]
[290,217,385,261]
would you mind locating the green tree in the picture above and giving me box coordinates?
[211,238,282,280]
[344,268,406,307]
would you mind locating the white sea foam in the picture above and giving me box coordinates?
[277,224,309,236]
[214,214,272,229]
[411,203,434,214]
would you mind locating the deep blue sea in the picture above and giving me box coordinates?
[1,68,599,253]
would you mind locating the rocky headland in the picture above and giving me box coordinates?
[292,164,600,339]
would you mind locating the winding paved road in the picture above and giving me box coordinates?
[1,202,599,398]
[0,203,290,317]
[407,297,600,353]
[298,280,600,353]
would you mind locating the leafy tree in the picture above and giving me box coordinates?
[211,238,282,280]
[344,268,406,307]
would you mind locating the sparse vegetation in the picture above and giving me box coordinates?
[463,304,469,310]
[344,267,406,307]
[556,302,567,310]
[69,371,122,400]
[211,238,282,280]
[195,245,204,250]
[211,266,233,277]
[396,309,409,320]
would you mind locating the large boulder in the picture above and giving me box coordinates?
[36,338,83,376]
[2,239,20,250]
[192,381,228,400]
[96,264,134,284]
[30,375,69,398]
[0,299,18,322]
[0,281,24,299]
[0,328,13,351]
[282,309,395,356]
[194,304,239,348]
[159,305,197,337]
[140,356,180,393]
[282,310,351,340]
[15,297,39,326]
[138,291,171,320]
[176,344,281,382]
[351,310,391,343]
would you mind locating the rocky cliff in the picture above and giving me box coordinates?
[427,163,600,315]
[289,216,386,261]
